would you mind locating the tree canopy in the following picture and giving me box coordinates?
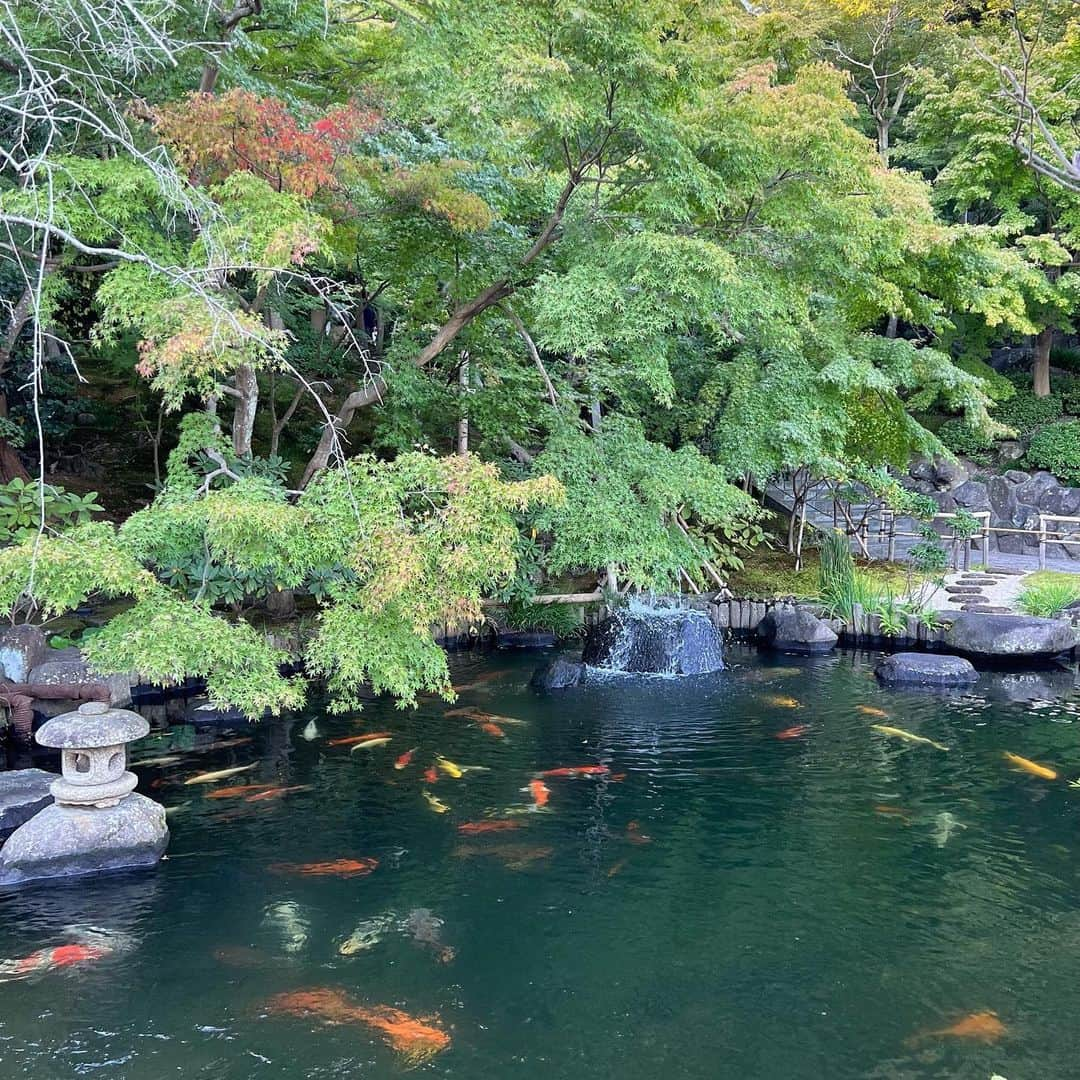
[0,0,1076,713]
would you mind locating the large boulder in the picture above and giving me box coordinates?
[0,768,55,835]
[0,625,47,683]
[27,649,133,710]
[757,604,838,653]
[944,613,1079,660]
[875,652,978,686]
[531,657,586,691]
[952,480,991,513]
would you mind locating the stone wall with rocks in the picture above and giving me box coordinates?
[906,458,1080,561]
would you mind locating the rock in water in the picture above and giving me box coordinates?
[530,657,586,691]
[875,653,978,686]
[756,604,838,654]
[944,614,1079,661]
[582,602,723,675]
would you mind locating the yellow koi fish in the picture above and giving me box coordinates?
[857,705,889,719]
[183,764,256,786]
[423,790,450,814]
[350,737,392,753]
[436,756,464,779]
[1003,752,1057,781]
[870,725,949,752]
[764,695,801,709]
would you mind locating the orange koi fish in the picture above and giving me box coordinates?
[908,1010,1006,1046]
[265,988,451,1064]
[0,942,108,982]
[205,784,276,799]
[270,857,378,878]
[394,748,417,770]
[246,785,311,802]
[424,765,439,784]
[457,820,524,835]
[764,695,801,709]
[609,772,627,782]
[856,705,889,719]
[528,779,550,809]
[1003,752,1058,781]
[539,765,609,779]
[328,733,392,748]
[479,722,505,738]
[625,821,652,845]
[607,858,628,878]
[774,725,808,740]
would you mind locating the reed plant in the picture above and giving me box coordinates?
[1017,573,1080,618]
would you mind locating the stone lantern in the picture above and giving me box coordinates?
[0,702,169,886]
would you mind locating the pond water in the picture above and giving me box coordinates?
[2,645,1080,1078]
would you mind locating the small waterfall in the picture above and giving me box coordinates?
[581,598,724,676]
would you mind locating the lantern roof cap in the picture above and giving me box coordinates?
[35,701,149,749]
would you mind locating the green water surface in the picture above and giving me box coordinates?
[2,646,1080,1079]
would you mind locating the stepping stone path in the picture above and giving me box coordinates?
[928,570,1029,615]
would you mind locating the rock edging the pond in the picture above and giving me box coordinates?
[944,613,1079,660]
[756,604,838,653]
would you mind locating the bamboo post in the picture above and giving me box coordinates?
[1039,515,1047,570]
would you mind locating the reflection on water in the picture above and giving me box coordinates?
[0,646,1079,1078]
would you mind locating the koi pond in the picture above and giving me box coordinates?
[2,645,1080,1078]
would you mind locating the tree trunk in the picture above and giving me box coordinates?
[456,354,470,454]
[231,364,258,457]
[0,393,28,483]
[1033,326,1054,398]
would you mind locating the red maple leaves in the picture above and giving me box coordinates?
[154,89,379,197]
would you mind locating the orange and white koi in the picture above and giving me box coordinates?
[246,785,311,802]
[423,790,450,814]
[329,733,391,748]
[205,783,276,800]
[0,942,109,982]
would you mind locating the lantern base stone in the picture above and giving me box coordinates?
[0,793,168,886]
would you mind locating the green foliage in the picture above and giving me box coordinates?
[937,418,995,463]
[502,600,584,639]
[1024,422,1080,485]
[530,418,762,591]
[0,480,102,542]
[996,379,1063,431]
[1017,572,1080,618]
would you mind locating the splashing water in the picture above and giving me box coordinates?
[582,597,724,676]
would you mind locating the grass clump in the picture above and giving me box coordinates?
[1017,572,1080,618]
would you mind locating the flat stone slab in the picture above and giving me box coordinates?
[0,769,54,834]
[875,653,979,686]
[944,613,1079,659]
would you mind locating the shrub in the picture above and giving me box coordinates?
[1024,421,1080,485]
[1057,374,1080,417]
[937,417,995,463]
[996,385,1063,432]
[1017,573,1080,618]
[1052,345,1080,375]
